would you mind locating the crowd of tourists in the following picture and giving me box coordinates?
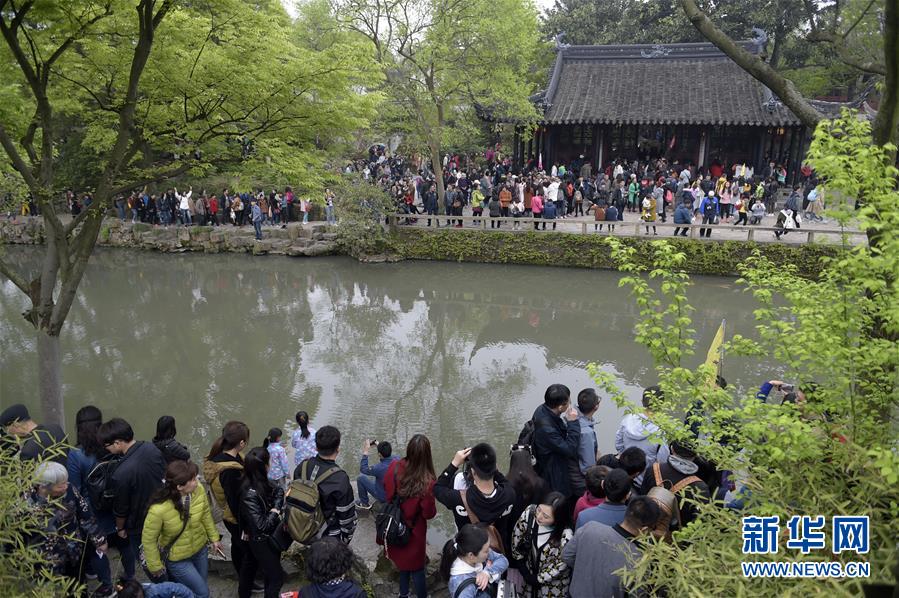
[0,376,811,598]
[347,145,825,240]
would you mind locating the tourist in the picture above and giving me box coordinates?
[293,425,357,544]
[615,385,662,486]
[380,434,437,598]
[572,465,609,523]
[641,194,657,235]
[356,439,399,509]
[487,193,501,229]
[97,417,165,580]
[699,190,718,238]
[531,188,543,229]
[203,421,250,580]
[733,192,749,226]
[66,406,115,595]
[115,579,194,598]
[774,207,796,240]
[541,197,557,230]
[749,197,766,225]
[301,196,310,224]
[575,468,630,529]
[604,202,618,231]
[532,384,581,499]
[569,388,600,498]
[291,537,367,598]
[511,194,525,230]
[264,427,290,489]
[640,441,710,527]
[586,201,605,231]
[230,194,243,226]
[653,180,666,223]
[627,174,639,212]
[505,445,549,549]
[510,491,573,597]
[673,198,692,236]
[175,186,192,226]
[618,446,648,494]
[252,200,264,240]
[291,411,317,466]
[470,184,484,226]
[0,403,67,463]
[26,462,108,585]
[434,443,517,550]
[562,496,661,598]
[142,460,222,596]
[194,194,207,226]
[718,178,733,222]
[238,447,286,598]
[440,524,509,598]
[153,415,191,464]
[325,189,336,225]
[208,194,219,225]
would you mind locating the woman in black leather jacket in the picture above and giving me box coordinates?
[237,447,285,598]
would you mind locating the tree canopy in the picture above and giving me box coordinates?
[0,0,380,423]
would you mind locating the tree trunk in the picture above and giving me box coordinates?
[430,144,446,210]
[872,0,899,147]
[37,328,64,428]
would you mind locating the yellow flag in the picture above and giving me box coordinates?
[704,319,726,374]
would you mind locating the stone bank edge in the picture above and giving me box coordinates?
[1,218,838,278]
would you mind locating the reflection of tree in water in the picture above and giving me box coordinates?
[1,252,768,471]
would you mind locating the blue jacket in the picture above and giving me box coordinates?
[700,197,718,218]
[674,204,692,224]
[605,205,618,221]
[543,201,557,219]
[359,454,399,493]
[252,204,263,223]
[576,502,628,529]
[576,413,597,475]
[532,404,581,497]
[67,448,116,535]
[143,582,194,598]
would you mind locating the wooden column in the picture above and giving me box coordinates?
[597,126,605,171]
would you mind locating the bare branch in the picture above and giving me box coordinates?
[0,253,30,295]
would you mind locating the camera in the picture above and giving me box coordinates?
[369,440,378,446]
[779,384,794,392]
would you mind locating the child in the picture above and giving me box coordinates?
[291,410,317,465]
[749,198,765,225]
[440,524,509,598]
[573,465,610,522]
[264,427,290,488]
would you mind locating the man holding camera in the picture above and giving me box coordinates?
[356,439,398,510]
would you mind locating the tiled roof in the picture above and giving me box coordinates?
[541,42,803,127]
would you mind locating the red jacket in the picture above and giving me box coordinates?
[378,459,436,571]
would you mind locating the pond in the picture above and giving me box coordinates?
[1,249,772,533]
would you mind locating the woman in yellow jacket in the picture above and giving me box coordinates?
[142,460,223,598]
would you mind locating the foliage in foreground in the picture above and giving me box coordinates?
[593,113,899,596]
[0,451,77,597]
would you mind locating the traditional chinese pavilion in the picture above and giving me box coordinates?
[514,40,841,180]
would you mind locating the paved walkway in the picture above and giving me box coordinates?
[392,210,867,245]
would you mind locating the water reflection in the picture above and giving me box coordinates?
[1,248,769,490]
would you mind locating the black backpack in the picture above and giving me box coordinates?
[86,454,123,512]
[375,469,414,547]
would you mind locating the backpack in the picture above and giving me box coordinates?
[375,468,414,548]
[85,454,123,513]
[647,462,701,541]
[284,460,341,544]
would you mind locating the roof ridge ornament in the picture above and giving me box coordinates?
[640,44,671,59]
[553,32,570,52]
[750,28,768,55]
